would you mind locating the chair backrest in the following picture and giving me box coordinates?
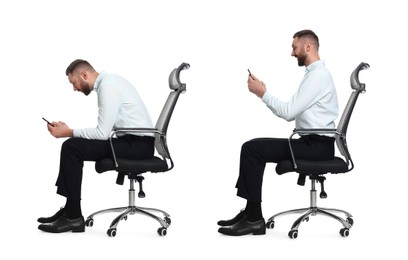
[335,62,370,169]
[154,62,190,162]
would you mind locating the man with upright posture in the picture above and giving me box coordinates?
[218,30,339,236]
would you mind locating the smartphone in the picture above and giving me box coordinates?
[248,69,254,80]
[42,117,55,127]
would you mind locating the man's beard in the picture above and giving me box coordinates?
[297,54,306,67]
[81,81,91,96]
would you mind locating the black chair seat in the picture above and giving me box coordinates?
[276,157,349,176]
[95,156,169,174]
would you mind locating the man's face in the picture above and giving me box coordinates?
[68,72,91,96]
[291,37,307,67]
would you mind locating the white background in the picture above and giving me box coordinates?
[1,0,406,259]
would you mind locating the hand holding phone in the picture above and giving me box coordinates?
[42,117,55,127]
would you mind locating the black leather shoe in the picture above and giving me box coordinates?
[37,207,65,223]
[38,213,85,233]
[217,209,245,226]
[218,215,266,236]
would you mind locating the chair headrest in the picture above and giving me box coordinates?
[350,62,370,93]
[169,62,190,91]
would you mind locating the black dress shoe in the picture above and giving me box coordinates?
[217,209,245,226]
[37,207,65,223]
[218,215,266,236]
[38,213,85,233]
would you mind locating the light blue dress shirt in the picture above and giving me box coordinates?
[261,60,339,134]
[73,71,153,140]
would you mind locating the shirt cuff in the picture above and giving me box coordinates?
[261,91,272,105]
[73,129,81,138]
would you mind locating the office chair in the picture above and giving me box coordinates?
[266,62,370,239]
[85,62,190,237]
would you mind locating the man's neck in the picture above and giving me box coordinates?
[305,55,320,67]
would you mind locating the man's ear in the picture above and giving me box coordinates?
[80,71,88,81]
[306,43,311,52]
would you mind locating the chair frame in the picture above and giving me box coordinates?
[267,62,370,239]
[85,62,190,237]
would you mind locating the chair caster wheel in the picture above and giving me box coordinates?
[288,230,298,239]
[165,217,171,226]
[340,228,349,237]
[107,228,117,237]
[346,217,354,227]
[85,218,94,227]
[158,227,167,236]
[266,220,274,229]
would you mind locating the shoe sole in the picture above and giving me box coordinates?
[38,225,85,233]
[218,228,266,236]
[252,229,266,235]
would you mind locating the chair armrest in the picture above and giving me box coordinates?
[288,128,340,169]
[112,127,164,136]
[108,128,163,168]
[292,128,338,136]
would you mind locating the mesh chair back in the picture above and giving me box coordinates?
[335,91,360,164]
[154,63,189,159]
[335,62,369,166]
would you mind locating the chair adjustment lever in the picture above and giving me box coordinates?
[116,173,125,185]
[297,174,306,186]
[136,176,146,198]
[316,176,327,199]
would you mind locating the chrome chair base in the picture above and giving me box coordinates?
[85,179,171,237]
[266,179,353,239]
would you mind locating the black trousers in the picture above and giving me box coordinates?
[235,135,335,203]
[55,135,155,200]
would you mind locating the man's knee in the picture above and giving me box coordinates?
[61,138,84,154]
[62,138,76,149]
[241,139,259,152]
[241,139,260,159]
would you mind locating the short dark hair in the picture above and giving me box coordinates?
[293,29,319,49]
[65,59,94,76]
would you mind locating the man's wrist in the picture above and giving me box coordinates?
[261,91,271,103]
[67,128,74,137]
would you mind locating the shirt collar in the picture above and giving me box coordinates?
[93,71,107,92]
[305,60,324,73]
